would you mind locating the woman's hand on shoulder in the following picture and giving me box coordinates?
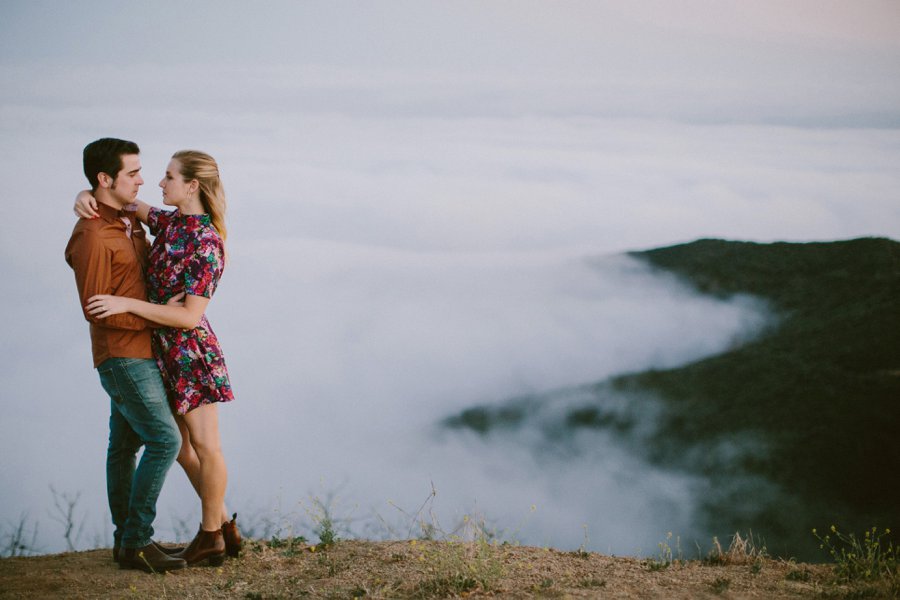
[74,190,99,219]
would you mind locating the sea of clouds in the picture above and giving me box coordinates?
[1,1,899,554]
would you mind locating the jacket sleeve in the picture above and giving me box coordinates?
[65,228,150,331]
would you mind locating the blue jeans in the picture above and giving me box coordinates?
[97,358,180,549]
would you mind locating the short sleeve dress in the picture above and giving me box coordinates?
[146,207,234,415]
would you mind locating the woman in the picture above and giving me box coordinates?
[76,150,241,566]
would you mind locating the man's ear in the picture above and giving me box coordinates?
[97,172,113,188]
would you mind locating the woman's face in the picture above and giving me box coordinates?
[158,159,194,207]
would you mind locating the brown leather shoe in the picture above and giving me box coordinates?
[154,541,186,555]
[120,542,187,573]
[114,540,184,563]
[222,513,242,558]
[177,526,226,566]
[113,542,184,562]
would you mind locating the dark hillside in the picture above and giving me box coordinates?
[446,237,900,559]
[625,238,899,535]
[633,237,899,372]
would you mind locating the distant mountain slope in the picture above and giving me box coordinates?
[626,238,899,550]
[445,237,900,559]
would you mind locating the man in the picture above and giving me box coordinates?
[65,138,186,573]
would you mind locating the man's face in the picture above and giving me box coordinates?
[107,154,143,205]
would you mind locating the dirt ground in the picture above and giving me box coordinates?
[0,539,893,599]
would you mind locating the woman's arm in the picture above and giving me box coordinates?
[74,191,153,223]
[73,190,99,218]
[85,292,209,329]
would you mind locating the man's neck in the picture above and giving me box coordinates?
[95,189,129,211]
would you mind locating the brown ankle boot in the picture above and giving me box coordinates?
[114,540,183,563]
[222,513,242,558]
[177,525,226,566]
[120,542,187,573]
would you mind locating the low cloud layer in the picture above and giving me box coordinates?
[0,243,772,553]
[1,0,898,554]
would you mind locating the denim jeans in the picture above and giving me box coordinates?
[97,358,180,549]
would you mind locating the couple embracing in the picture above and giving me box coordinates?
[65,138,240,572]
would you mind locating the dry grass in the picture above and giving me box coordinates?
[3,537,889,599]
[706,531,767,566]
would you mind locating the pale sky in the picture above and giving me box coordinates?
[3,1,900,127]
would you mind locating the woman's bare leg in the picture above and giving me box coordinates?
[175,416,230,525]
[179,405,229,530]
[175,417,201,491]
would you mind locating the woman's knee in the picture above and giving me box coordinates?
[176,443,197,467]
[182,404,224,460]
[190,436,223,460]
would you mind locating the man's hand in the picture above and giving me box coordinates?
[74,190,100,219]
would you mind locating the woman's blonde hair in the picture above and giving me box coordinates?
[173,150,227,244]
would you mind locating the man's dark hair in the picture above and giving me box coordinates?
[83,138,140,191]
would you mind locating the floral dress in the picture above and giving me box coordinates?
[146,207,234,415]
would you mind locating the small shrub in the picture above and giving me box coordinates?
[309,496,339,547]
[813,525,897,582]
[645,531,679,571]
[646,559,669,572]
